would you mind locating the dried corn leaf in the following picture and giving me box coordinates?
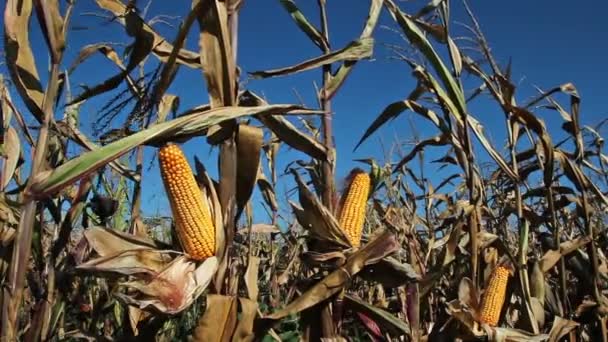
[68,44,125,73]
[96,0,201,68]
[236,124,263,219]
[258,114,328,161]
[69,11,153,104]
[540,235,591,273]
[240,90,328,161]
[34,0,65,63]
[157,94,179,124]
[257,174,279,213]
[291,170,351,247]
[77,227,171,275]
[231,298,258,342]
[197,0,236,107]
[1,127,20,190]
[4,0,45,120]
[83,226,161,255]
[547,316,579,342]
[467,115,519,181]
[54,122,138,181]
[384,0,466,115]
[117,256,218,314]
[191,294,238,341]
[265,231,398,320]
[244,256,260,301]
[279,0,327,51]
[250,37,374,79]
[345,294,410,337]
[358,256,421,288]
[356,96,445,151]
[486,327,548,341]
[237,224,280,235]
[322,0,382,100]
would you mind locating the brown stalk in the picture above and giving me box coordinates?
[316,0,339,338]
[1,57,62,342]
[317,0,335,212]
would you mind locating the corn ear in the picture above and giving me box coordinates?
[338,169,371,247]
[159,144,215,260]
[479,265,510,326]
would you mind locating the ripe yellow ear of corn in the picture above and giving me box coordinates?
[479,265,510,326]
[158,144,215,260]
[338,170,371,247]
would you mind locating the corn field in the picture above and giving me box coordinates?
[1,0,607,341]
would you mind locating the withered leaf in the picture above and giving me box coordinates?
[345,294,410,337]
[358,256,421,288]
[244,256,260,301]
[547,316,579,342]
[96,0,201,68]
[4,0,45,120]
[250,38,374,79]
[540,235,591,273]
[236,124,264,220]
[2,126,21,190]
[191,294,238,342]
[231,298,258,342]
[291,170,351,247]
[117,256,218,314]
[265,231,398,320]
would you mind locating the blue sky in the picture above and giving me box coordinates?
[4,0,607,227]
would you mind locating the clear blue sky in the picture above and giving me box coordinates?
[4,0,607,227]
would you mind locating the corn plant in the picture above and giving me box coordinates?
[0,0,606,341]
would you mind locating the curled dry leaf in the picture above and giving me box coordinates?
[82,227,160,255]
[291,170,351,248]
[547,316,579,342]
[446,299,485,337]
[76,249,173,277]
[117,256,218,314]
[77,227,172,276]
[358,256,421,288]
[96,0,201,68]
[278,0,328,51]
[2,126,21,190]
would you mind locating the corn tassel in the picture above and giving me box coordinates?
[338,170,371,247]
[479,265,510,326]
[158,144,215,260]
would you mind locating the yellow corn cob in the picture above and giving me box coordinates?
[158,144,215,260]
[338,170,371,247]
[479,265,510,326]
